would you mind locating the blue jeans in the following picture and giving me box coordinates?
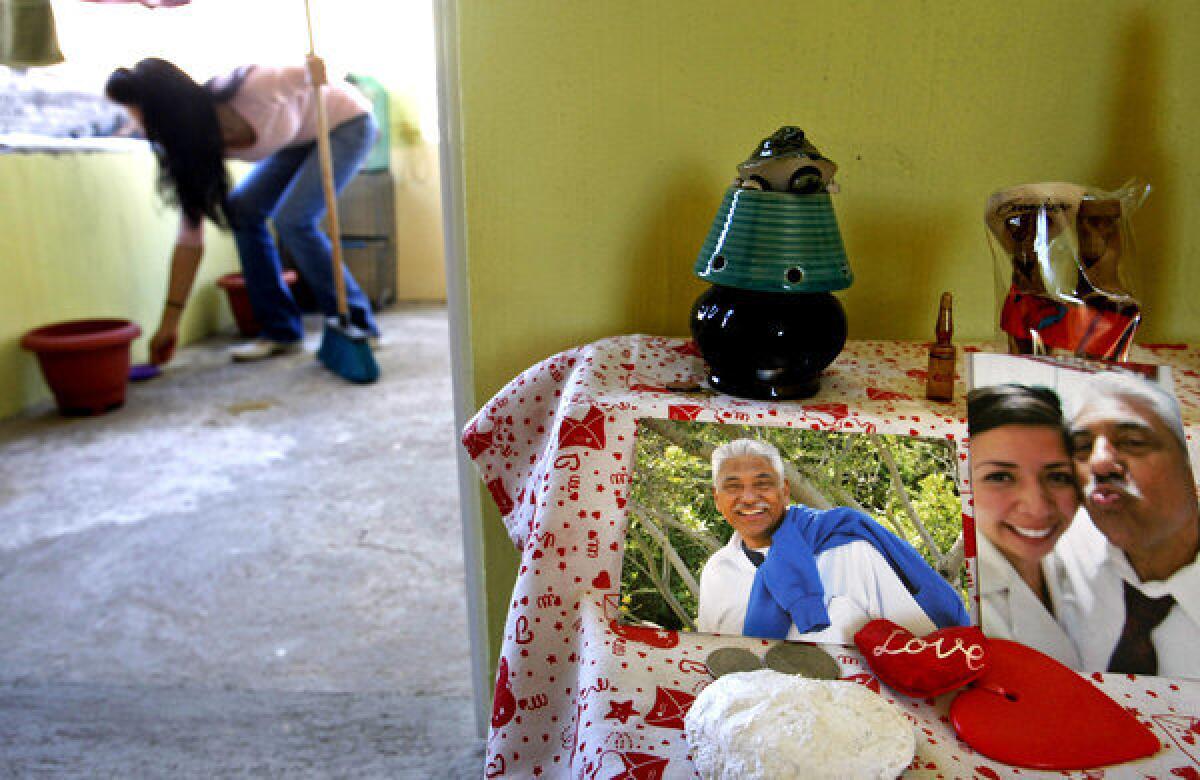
[226,113,379,342]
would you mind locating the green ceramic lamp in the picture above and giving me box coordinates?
[689,126,853,399]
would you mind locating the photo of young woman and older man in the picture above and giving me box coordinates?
[968,354,1199,679]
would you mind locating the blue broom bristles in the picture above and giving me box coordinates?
[317,318,379,384]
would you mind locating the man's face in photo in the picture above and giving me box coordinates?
[1069,393,1198,576]
[713,455,789,549]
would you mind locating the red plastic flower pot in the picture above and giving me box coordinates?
[217,270,299,337]
[20,318,142,416]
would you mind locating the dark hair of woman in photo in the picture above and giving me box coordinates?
[967,384,1070,441]
[104,58,252,229]
[966,383,1083,668]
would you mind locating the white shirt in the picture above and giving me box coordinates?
[976,534,1082,669]
[1056,510,1200,678]
[695,533,937,645]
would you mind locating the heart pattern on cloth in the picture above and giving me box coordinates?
[950,638,1160,770]
[854,619,989,698]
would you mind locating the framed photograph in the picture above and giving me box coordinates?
[617,418,971,645]
[966,352,1199,678]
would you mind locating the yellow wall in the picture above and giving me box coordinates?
[454,2,1200,673]
[0,149,240,418]
[393,142,447,301]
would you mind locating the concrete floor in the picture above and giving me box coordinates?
[0,305,482,778]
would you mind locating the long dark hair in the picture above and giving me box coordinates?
[105,59,250,229]
[967,384,1070,449]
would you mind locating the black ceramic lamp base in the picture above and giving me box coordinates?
[690,285,848,401]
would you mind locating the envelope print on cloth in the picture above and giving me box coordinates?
[559,405,607,450]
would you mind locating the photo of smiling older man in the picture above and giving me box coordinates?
[694,438,969,644]
[617,421,972,642]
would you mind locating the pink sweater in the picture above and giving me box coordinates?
[177,65,372,246]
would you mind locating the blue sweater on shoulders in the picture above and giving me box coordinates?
[743,505,970,638]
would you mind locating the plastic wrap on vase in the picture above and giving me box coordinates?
[984,180,1149,361]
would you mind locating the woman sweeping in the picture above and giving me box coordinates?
[106,56,380,364]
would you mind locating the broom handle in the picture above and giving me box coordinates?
[304,0,349,319]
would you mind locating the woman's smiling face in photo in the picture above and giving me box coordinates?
[970,424,1081,569]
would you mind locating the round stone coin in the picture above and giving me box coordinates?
[763,642,840,679]
[704,647,763,679]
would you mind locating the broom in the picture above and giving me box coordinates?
[306,0,379,384]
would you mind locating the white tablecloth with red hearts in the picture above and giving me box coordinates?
[463,336,1200,779]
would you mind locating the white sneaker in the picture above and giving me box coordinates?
[230,338,302,363]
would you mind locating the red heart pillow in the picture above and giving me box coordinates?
[854,619,989,698]
[950,638,1159,769]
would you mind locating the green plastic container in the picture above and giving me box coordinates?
[347,73,390,173]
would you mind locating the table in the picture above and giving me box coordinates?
[464,336,1200,779]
